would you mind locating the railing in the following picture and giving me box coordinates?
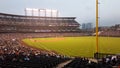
[94,52,115,59]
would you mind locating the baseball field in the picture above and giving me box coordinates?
[23,36,120,57]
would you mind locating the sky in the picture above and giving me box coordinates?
[0,0,120,26]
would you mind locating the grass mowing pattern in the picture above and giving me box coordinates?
[23,37,120,57]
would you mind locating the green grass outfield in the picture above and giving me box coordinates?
[23,36,120,57]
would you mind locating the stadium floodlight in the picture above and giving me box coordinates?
[25,8,33,11]
[52,9,58,17]
[25,8,34,16]
[45,9,58,17]
[25,8,39,11]
[39,9,46,17]
[25,8,59,17]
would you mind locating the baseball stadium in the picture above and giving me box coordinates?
[0,1,120,67]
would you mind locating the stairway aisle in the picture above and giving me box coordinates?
[55,59,73,68]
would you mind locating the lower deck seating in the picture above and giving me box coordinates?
[0,33,71,68]
[63,56,120,68]
[0,54,70,68]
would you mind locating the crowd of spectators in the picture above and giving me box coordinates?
[0,33,70,68]
[100,30,120,37]
[0,33,120,68]
[63,55,120,68]
[99,24,120,37]
[0,13,81,33]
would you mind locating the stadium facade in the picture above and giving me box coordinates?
[0,13,81,33]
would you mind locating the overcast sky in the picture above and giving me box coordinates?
[0,0,120,26]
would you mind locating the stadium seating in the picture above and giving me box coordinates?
[0,13,81,33]
[99,24,120,37]
[100,30,120,37]
[0,33,71,68]
[63,56,120,68]
[0,12,120,68]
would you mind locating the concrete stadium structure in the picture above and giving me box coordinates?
[0,13,81,33]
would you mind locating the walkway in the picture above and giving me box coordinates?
[55,59,73,68]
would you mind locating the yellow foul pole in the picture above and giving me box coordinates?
[96,0,99,53]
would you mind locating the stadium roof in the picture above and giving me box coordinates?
[0,12,76,20]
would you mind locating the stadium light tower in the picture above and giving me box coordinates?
[95,0,99,57]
